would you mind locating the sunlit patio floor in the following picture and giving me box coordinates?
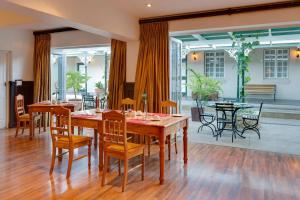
[187,117,300,155]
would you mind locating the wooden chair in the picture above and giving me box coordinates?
[121,98,136,111]
[102,110,144,192]
[15,94,41,137]
[49,107,92,179]
[148,100,178,160]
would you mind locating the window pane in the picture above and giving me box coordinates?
[205,51,224,78]
[264,48,289,79]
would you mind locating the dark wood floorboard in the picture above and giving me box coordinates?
[0,128,299,200]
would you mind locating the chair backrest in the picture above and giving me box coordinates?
[83,94,95,109]
[215,102,235,111]
[257,102,264,120]
[215,102,235,120]
[15,94,25,119]
[121,98,136,111]
[50,107,72,144]
[160,100,178,114]
[102,110,127,152]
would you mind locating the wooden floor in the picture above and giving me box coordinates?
[0,128,299,200]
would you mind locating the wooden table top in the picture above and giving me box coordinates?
[71,109,188,128]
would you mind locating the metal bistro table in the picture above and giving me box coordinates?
[207,102,254,139]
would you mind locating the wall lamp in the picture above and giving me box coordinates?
[192,52,197,61]
[297,48,300,58]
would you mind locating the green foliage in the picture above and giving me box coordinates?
[66,71,90,99]
[95,81,104,89]
[187,69,222,101]
[231,33,260,100]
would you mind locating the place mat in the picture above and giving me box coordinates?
[71,114,98,119]
[127,119,150,125]
[148,113,169,117]
[38,101,51,105]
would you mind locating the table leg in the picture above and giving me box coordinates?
[183,126,188,164]
[159,134,165,185]
[98,124,103,170]
[29,110,33,140]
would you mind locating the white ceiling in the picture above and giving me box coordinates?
[0,1,67,30]
[111,0,282,18]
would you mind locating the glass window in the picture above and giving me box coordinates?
[204,51,225,78]
[264,49,289,79]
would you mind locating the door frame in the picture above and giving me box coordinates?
[0,51,12,128]
[169,37,183,112]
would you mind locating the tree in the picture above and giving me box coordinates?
[66,71,90,99]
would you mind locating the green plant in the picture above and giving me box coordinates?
[66,71,90,99]
[231,33,259,101]
[188,69,222,101]
[95,81,104,89]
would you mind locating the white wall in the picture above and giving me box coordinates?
[187,51,237,98]
[170,7,300,34]
[7,0,139,40]
[51,30,110,48]
[187,48,300,100]
[0,28,34,81]
[249,48,300,100]
[126,40,139,82]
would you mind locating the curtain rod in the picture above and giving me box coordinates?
[33,27,78,35]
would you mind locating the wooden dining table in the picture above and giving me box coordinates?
[71,109,189,185]
[28,101,75,139]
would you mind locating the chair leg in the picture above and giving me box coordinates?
[22,121,25,135]
[147,136,151,156]
[66,149,74,179]
[167,135,171,160]
[88,141,91,169]
[118,159,121,176]
[107,156,110,173]
[122,159,128,192]
[141,150,145,181]
[174,133,178,154]
[254,127,261,139]
[15,121,20,137]
[102,153,108,187]
[38,119,41,134]
[49,145,56,175]
[94,129,98,149]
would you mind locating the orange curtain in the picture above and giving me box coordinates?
[33,33,51,103]
[134,22,170,113]
[108,39,126,109]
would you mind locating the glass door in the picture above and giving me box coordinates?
[170,37,182,112]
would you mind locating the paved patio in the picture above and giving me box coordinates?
[187,117,300,155]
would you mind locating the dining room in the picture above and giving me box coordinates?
[1,1,300,200]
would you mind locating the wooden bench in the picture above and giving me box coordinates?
[245,84,276,101]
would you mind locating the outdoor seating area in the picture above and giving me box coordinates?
[0,1,300,200]
[193,100,263,142]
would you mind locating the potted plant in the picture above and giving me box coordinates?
[188,69,222,121]
[95,81,104,96]
[188,69,222,101]
[66,71,90,100]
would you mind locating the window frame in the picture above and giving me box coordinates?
[263,48,289,79]
[204,51,225,79]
